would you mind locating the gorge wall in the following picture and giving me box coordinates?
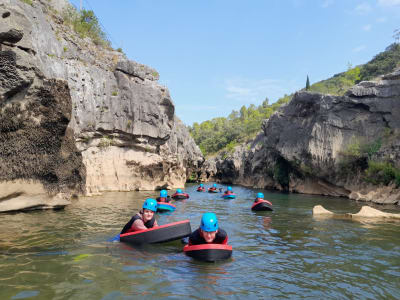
[0,0,203,208]
[202,70,400,205]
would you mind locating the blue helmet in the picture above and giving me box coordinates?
[160,190,168,197]
[177,188,182,193]
[143,198,157,212]
[227,186,232,191]
[213,183,217,188]
[200,212,218,232]
[257,192,264,199]
[200,183,204,187]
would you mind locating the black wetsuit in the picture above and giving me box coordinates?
[120,212,155,234]
[188,228,228,245]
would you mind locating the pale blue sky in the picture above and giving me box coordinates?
[69,0,400,125]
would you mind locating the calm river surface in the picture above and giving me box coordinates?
[1,184,399,299]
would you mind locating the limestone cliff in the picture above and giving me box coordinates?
[203,70,400,205]
[0,0,203,207]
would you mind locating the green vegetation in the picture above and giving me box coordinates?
[339,133,400,187]
[62,5,110,48]
[189,95,291,156]
[341,136,382,160]
[187,172,197,183]
[63,46,68,52]
[360,43,400,80]
[127,120,132,129]
[111,91,118,96]
[308,64,361,95]
[309,43,400,95]
[98,136,113,148]
[116,48,123,53]
[306,75,310,90]
[152,71,159,78]
[20,0,33,6]
[190,43,400,157]
[365,161,400,187]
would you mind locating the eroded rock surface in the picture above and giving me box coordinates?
[203,71,400,205]
[0,0,203,211]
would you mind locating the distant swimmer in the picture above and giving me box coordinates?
[120,198,158,234]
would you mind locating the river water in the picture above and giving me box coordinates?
[1,184,399,299]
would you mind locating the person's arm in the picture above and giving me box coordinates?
[153,219,158,227]
[188,229,199,245]
[217,229,228,244]
[131,219,147,231]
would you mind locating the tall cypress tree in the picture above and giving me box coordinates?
[306,75,310,90]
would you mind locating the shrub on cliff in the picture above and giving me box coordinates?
[365,161,400,187]
[62,5,110,48]
[360,43,400,81]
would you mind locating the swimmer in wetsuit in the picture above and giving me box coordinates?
[120,198,158,234]
[188,212,228,245]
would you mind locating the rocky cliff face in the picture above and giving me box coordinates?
[203,70,400,205]
[0,0,203,205]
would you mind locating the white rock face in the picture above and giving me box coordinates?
[82,146,186,195]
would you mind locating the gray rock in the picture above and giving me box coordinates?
[207,74,400,204]
[0,28,23,44]
[0,0,203,199]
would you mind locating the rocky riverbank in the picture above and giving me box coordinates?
[201,70,400,205]
[0,0,202,211]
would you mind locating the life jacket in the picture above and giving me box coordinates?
[120,211,155,234]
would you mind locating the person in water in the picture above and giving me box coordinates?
[197,183,205,190]
[255,192,272,205]
[120,198,158,234]
[224,186,234,194]
[188,212,228,245]
[157,189,169,202]
[209,183,218,191]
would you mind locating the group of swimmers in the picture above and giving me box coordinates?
[120,184,269,245]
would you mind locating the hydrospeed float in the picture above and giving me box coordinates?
[171,192,189,200]
[251,200,273,211]
[157,202,176,213]
[183,244,233,262]
[120,220,191,245]
[222,193,236,199]
[208,188,218,193]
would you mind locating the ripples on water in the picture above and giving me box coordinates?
[1,185,399,299]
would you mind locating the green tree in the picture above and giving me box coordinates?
[306,75,310,90]
[262,97,269,107]
[394,28,400,44]
[239,105,248,121]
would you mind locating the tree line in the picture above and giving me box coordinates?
[189,43,400,157]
